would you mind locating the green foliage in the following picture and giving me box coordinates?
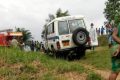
[0,67,14,76]
[79,46,111,70]
[38,54,85,74]
[87,72,104,80]
[41,72,67,80]
[16,74,32,80]
[56,8,69,18]
[0,47,85,80]
[104,0,120,26]
[98,35,108,46]
[15,27,33,42]
[41,72,57,80]
[46,8,70,22]
[0,47,40,64]
[56,62,85,74]
[20,64,38,73]
[0,47,110,80]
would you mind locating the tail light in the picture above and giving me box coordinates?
[87,37,91,45]
[56,41,61,49]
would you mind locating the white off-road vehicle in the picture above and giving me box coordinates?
[42,15,98,59]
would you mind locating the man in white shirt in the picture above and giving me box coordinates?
[89,23,98,50]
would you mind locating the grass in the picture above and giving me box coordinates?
[0,47,86,80]
[0,46,111,80]
[98,35,108,46]
[86,72,104,80]
[78,46,111,70]
[20,64,38,73]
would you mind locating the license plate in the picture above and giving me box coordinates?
[62,41,69,46]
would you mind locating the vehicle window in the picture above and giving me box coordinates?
[69,19,85,33]
[58,21,69,35]
[47,22,54,34]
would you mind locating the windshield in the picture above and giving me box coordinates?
[58,21,69,35]
[68,19,86,33]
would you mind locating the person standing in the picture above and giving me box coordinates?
[98,28,100,36]
[101,26,105,35]
[109,23,120,80]
[36,41,40,51]
[30,40,35,51]
[11,37,19,48]
[96,28,100,36]
[89,23,97,50]
[105,23,113,48]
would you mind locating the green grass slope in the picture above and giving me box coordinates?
[0,46,109,80]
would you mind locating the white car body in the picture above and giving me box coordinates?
[42,15,98,52]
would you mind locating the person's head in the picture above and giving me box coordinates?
[90,23,94,28]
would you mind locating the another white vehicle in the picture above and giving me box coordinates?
[42,15,98,59]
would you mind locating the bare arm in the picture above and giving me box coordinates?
[112,27,120,44]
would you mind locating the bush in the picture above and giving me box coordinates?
[98,35,108,46]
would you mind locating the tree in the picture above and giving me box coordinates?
[15,28,33,42]
[56,8,70,18]
[104,0,120,26]
[46,8,70,22]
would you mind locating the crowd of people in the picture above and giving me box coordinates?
[23,40,44,52]
[10,38,44,52]
[95,26,105,36]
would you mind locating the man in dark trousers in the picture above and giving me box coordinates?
[101,26,105,35]
[30,40,35,51]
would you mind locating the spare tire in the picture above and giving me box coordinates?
[72,28,89,46]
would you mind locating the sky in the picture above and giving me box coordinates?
[0,0,107,41]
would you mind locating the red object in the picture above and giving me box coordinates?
[0,33,13,46]
[0,34,7,46]
[0,30,22,46]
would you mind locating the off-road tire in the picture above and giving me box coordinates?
[72,28,89,46]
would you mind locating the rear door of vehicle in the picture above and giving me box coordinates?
[58,20,72,49]
[68,19,87,47]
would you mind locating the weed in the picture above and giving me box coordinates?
[20,64,38,73]
[86,72,104,80]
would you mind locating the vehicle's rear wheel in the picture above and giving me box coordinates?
[66,51,76,61]
[75,47,86,59]
[75,51,85,59]
[72,28,89,46]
